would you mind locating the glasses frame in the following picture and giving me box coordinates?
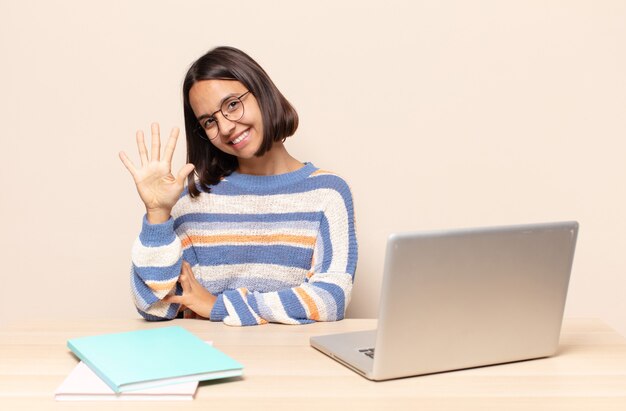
[196,90,251,141]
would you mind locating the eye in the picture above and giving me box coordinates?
[202,117,216,128]
[225,98,241,113]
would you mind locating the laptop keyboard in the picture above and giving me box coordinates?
[359,348,375,359]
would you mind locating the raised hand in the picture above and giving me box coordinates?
[119,123,195,224]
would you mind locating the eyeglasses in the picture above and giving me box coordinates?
[196,91,251,141]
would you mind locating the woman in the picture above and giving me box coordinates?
[119,46,357,326]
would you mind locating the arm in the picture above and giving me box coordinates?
[210,180,358,326]
[130,215,184,320]
[119,122,195,320]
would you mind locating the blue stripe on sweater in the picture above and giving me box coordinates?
[133,260,181,282]
[139,215,177,247]
[312,281,346,320]
[223,290,258,326]
[174,211,323,228]
[248,293,261,316]
[200,277,306,295]
[277,289,307,320]
[193,245,313,269]
[213,174,350,197]
[347,231,358,275]
[181,248,199,266]
[319,215,333,272]
[210,294,227,322]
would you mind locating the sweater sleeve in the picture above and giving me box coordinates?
[209,180,358,326]
[130,215,183,320]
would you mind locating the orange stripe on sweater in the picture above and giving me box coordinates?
[310,169,334,176]
[146,279,177,291]
[295,287,319,321]
[182,234,316,248]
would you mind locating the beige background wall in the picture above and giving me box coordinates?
[1,1,624,334]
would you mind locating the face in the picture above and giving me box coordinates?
[189,79,263,159]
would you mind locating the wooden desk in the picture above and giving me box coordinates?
[1,318,625,410]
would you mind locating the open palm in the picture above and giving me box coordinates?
[119,123,195,218]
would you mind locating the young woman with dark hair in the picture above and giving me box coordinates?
[119,46,357,326]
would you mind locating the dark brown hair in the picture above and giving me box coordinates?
[183,46,299,197]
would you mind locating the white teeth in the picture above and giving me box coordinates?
[231,130,249,145]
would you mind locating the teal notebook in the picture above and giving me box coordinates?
[67,326,243,393]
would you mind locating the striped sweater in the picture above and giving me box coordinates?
[130,162,358,326]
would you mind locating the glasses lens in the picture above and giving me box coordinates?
[221,97,244,122]
[197,122,219,140]
[198,94,247,141]
[205,121,219,140]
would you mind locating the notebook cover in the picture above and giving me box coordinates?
[54,361,198,401]
[67,326,243,393]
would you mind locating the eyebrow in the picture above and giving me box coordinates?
[196,92,241,122]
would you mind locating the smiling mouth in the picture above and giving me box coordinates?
[229,129,250,145]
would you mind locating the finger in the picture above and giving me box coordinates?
[163,295,183,305]
[177,163,196,185]
[184,262,199,288]
[136,130,149,166]
[182,275,193,292]
[184,262,199,285]
[118,151,138,179]
[150,122,161,162]
[182,260,193,275]
[162,127,180,165]
[179,271,193,293]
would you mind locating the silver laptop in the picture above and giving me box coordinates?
[310,221,579,381]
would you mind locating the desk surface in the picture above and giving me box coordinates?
[1,318,625,410]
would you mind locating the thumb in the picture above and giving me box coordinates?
[184,262,199,285]
[163,294,183,305]
[177,163,195,184]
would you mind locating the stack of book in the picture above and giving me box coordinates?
[55,326,243,401]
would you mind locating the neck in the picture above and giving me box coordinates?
[237,142,303,175]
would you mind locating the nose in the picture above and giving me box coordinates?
[217,113,236,137]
